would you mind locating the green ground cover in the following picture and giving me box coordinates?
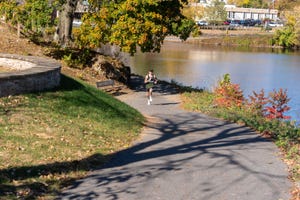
[0,74,144,199]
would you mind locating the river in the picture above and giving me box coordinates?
[129,41,300,122]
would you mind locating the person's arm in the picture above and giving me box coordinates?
[153,75,158,84]
[144,75,148,84]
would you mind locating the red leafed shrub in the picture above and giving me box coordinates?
[265,88,291,120]
[214,74,244,108]
[213,75,291,120]
[248,89,268,116]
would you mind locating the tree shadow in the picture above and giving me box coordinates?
[26,74,141,122]
[59,112,289,200]
[0,154,108,199]
[0,75,290,199]
[0,111,289,199]
[57,74,86,91]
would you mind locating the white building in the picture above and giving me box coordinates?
[191,1,279,20]
[226,7,278,20]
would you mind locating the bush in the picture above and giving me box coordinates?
[61,48,95,69]
[265,89,291,120]
[272,16,299,48]
[214,74,244,108]
[247,89,268,116]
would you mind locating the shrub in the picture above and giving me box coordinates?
[62,48,95,69]
[248,89,268,116]
[272,16,299,48]
[214,74,244,108]
[265,88,291,120]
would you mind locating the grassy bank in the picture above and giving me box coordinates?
[181,89,300,199]
[195,34,274,48]
[0,74,144,199]
[187,29,276,49]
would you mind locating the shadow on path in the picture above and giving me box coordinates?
[60,108,290,200]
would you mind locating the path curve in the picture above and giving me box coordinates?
[60,75,291,200]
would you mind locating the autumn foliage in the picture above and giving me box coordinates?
[248,89,268,116]
[214,74,244,108]
[265,89,291,120]
[214,74,291,120]
[76,0,195,55]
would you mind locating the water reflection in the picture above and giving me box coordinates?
[130,41,300,121]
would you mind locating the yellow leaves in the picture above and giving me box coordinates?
[286,15,297,27]
[73,0,194,54]
[99,7,109,18]
[138,33,148,45]
[125,1,136,12]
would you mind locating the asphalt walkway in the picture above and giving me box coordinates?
[60,75,291,200]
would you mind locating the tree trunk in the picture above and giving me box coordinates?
[17,22,21,38]
[57,0,79,46]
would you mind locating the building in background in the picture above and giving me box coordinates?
[191,1,279,20]
[226,7,278,20]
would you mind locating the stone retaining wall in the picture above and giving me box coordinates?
[0,54,61,97]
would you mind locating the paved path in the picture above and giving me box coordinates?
[60,76,291,200]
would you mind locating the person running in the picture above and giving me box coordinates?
[144,69,158,105]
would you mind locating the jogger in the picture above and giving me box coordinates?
[144,70,157,105]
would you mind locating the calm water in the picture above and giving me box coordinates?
[129,41,300,121]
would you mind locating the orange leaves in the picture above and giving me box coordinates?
[213,74,291,120]
[214,75,244,109]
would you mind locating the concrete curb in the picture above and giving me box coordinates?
[0,53,61,97]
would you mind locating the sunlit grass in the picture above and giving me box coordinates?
[0,74,144,199]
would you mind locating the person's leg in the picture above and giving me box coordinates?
[149,88,153,102]
[147,88,151,105]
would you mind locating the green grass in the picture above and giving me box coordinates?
[220,34,274,48]
[0,74,144,199]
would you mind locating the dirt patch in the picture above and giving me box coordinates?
[0,23,44,56]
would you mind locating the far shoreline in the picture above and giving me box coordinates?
[165,28,287,50]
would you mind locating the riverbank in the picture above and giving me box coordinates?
[166,28,277,49]
[180,86,300,199]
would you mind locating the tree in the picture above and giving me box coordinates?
[75,0,195,55]
[0,0,53,33]
[56,0,79,46]
[227,0,269,8]
[272,15,300,48]
[0,0,77,45]
[182,0,205,21]
[1,0,195,53]
[205,0,227,25]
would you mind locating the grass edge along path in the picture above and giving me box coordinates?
[181,89,300,200]
[0,74,144,199]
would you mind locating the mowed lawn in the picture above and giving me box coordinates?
[0,74,144,199]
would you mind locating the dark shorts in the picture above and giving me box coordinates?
[146,83,154,90]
